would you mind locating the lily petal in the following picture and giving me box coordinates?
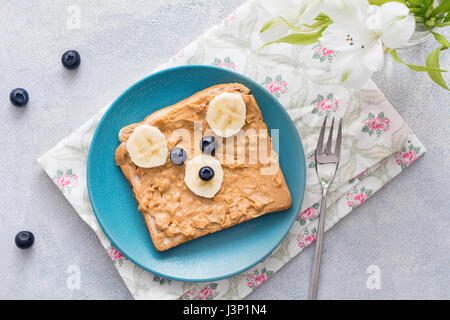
[331,51,373,88]
[363,38,384,72]
[260,20,291,43]
[298,0,325,24]
[378,2,415,48]
[323,0,368,25]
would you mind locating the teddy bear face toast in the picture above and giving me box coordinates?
[115,83,292,251]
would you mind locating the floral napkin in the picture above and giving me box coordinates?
[38,0,425,300]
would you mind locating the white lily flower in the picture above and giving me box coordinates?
[260,0,325,43]
[375,2,416,48]
[319,0,415,88]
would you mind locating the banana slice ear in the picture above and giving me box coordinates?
[184,155,224,198]
[206,92,246,138]
[126,125,168,168]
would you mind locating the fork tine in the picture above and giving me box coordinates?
[316,117,327,153]
[334,118,343,158]
[324,117,335,154]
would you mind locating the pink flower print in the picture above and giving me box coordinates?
[362,112,390,137]
[353,193,368,207]
[109,248,124,261]
[56,175,71,188]
[349,168,370,183]
[53,169,78,194]
[198,286,214,300]
[312,43,336,62]
[267,81,281,94]
[301,207,316,221]
[317,46,335,57]
[395,142,421,170]
[402,150,417,165]
[107,245,126,266]
[254,274,269,287]
[311,93,339,116]
[297,228,317,248]
[303,234,316,247]
[212,57,236,71]
[261,76,288,99]
[317,98,333,111]
[246,268,273,288]
[367,117,384,130]
[346,187,372,209]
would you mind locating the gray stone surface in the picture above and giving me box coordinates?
[0,0,448,300]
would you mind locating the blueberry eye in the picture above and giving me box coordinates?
[170,147,187,165]
[199,166,214,181]
[200,136,217,155]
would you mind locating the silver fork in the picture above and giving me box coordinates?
[308,117,342,300]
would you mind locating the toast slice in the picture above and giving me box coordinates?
[115,83,292,251]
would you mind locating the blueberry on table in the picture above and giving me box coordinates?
[61,50,81,69]
[200,136,217,155]
[10,88,29,107]
[15,231,35,249]
[170,147,187,165]
[199,166,215,181]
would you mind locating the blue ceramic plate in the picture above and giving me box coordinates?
[87,65,306,282]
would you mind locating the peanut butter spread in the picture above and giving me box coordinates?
[115,83,292,251]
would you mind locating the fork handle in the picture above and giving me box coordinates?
[308,190,328,300]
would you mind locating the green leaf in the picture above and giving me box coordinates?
[257,28,325,52]
[327,93,334,100]
[279,16,303,32]
[426,46,449,90]
[209,283,218,290]
[429,30,450,48]
[368,113,375,119]
[260,17,282,33]
[57,170,63,177]
[406,0,426,7]
[378,112,385,118]
[391,49,447,72]
[369,0,406,5]
[300,219,306,225]
[66,169,72,176]
[414,147,421,152]
[362,126,370,132]
[368,130,374,136]
[431,0,450,16]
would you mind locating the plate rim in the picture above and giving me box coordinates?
[87,65,306,282]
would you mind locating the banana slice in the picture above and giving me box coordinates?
[184,155,224,198]
[126,125,168,168]
[206,92,246,138]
